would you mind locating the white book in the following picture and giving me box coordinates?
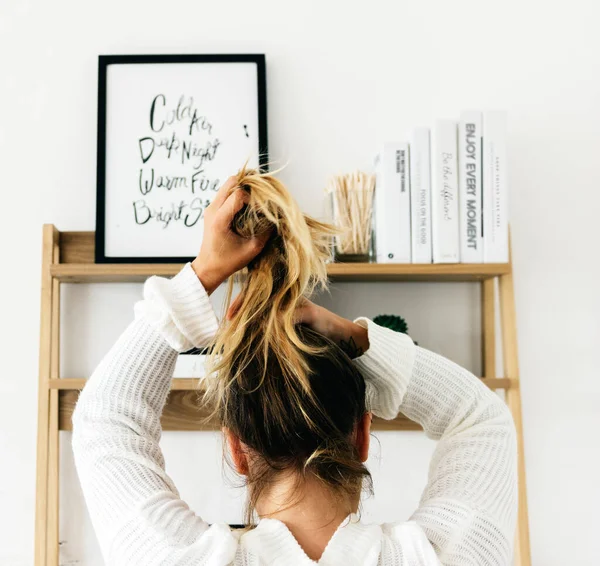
[431,120,460,263]
[458,111,483,262]
[374,143,411,263]
[174,353,207,377]
[409,128,432,263]
[483,111,509,263]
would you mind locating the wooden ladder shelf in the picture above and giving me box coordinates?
[34,225,531,565]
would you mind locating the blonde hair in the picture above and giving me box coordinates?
[202,167,372,525]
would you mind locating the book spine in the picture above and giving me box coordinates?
[483,111,509,263]
[458,111,483,262]
[431,120,460,263]
[409,128,432,263]
[374,143,411,263]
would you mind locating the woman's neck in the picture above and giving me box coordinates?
[255,474,356,561]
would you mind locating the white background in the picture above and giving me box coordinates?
[1,1,599,565]
[104,61,260,258]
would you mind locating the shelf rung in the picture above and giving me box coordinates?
[49,377,513,391]
[57,378,513,432]
[50,262,511,283]
[325,262,510,282]
[57,388,424,432]
[49,377,201,390]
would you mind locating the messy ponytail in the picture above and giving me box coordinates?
[203,167,372,525]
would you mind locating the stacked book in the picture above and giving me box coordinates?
[173,348,208,378]
[373,110,508,264]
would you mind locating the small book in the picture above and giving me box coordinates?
[409,128,432,263]
[458,111,483,263]
[431,120,460,263]
[483,111,509,263]
[173,348,208,378]
[374,143,411,263]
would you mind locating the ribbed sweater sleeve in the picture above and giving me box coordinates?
[352,318,518,566]
[71,264,237,565]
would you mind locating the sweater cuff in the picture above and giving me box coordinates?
[352,317,416,419]
[134,263,220,353]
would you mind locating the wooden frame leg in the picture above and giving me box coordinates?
[35,226,61,566]
[481,277,496,379]
[499,269,532,566]
[35,225,59,566]
[47,390,59,564]
[34,391,50,566]
[47,256,61,565]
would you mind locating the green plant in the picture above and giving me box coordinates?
[373,314,417,344]
[373,314,408,333]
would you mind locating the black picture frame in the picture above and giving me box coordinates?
[95,54,268,264]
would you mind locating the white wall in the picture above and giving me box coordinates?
[1,1,599,564]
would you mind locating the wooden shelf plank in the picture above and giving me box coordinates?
[51,264,182,282]
[59,379,510,431]
[58,388,419,432]
[50,377,512,391]
[51,262,510,283]
[50,378,203,390]
[57,377,512,432]
[53,231,510,282]
[324,262,510,282]
[55,377,512,432]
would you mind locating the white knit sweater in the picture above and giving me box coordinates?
[72,263,517,566]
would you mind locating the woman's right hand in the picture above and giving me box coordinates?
[191,177,272,295]
[226,296,369,359]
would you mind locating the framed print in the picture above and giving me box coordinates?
[95,54,268,263]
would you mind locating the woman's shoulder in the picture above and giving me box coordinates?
[380,520,441,565]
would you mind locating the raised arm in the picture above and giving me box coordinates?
[72,264,227,564]
[352,318,517,565]
[72,178,271,565]
[295,304,517,566]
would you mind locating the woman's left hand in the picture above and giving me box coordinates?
[191,176,271,295]
[226,295,369,358]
